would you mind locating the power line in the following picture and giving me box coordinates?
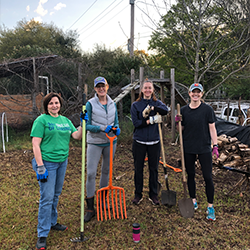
[67,0,98,30]
[80,5,128,41]
[79,0,124,35]
[118,21,128,39]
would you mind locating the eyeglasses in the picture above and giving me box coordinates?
[95,85,106,89]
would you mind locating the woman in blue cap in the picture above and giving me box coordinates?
[175,83,219,221]
[84,76,120,222]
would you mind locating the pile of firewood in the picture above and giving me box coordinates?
[213,134,250,169]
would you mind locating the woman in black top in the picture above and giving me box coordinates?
[176,83,219,221]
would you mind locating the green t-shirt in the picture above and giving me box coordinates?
[30,114,77,162]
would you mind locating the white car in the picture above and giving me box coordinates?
[220,105,249,124]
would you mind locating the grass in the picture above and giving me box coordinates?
[1,124,250,249]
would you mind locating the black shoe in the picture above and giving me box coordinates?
[51,223,68,231]
[132,196,143,205]
[36,237,47,250]
[149,196,160,205]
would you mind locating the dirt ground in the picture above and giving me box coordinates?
[1,128,250,249]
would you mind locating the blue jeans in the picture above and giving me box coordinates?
[32,158,68,237]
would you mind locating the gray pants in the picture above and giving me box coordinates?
[86,143,117,197]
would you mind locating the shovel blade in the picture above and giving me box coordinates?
[178,198,194,218]
[161,190,176,206]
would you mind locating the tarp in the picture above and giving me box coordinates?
[215,117,250,146]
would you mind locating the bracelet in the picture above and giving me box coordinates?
[213,144,218,148]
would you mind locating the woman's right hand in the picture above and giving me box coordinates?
[104,125,112,133]
[142,105,151,118]
[175,114,182,122]
[36,165,48,182]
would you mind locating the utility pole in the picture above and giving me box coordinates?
[129,0,135,57]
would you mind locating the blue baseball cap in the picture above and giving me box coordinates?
[189,83,203,92]
[94,76,107,87]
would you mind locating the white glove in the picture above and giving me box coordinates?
[142,105,151,118]
[149,114,162,124]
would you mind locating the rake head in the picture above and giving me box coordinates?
[96,187,127,221]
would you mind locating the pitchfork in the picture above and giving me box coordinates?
[96,130,127,221]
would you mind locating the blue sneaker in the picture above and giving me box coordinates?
[194,201,198,210]
[206,206,216,221]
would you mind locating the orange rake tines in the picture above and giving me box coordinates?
[96,132,127,221]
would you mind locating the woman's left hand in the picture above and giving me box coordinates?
[114,127,121,136]
[212,146,219,159]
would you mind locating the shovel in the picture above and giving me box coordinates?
[177,104,194,218]
[158,116,176,206]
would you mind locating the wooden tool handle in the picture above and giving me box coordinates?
[177,104,187,182]
[157,113,170,190]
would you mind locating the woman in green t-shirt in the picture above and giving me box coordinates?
[30,92,87,250]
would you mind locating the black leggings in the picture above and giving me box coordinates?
[184,152,214,204]
[132,140,161,198]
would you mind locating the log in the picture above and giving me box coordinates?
[218,153,228,163]
[238,143,249,149]
[231,154,241,160]
[224,159,242,167]
[213,134,250,172]
[228,137,238,143]
[224,144,235,151]
[218,135,229,143]
[243,157,250,163]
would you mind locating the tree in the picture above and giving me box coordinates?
[82,45,145,88]
[0,19,81,60]
[148,0,250,99]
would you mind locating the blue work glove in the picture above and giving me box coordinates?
[36,165,48,182]
[104,125,112,133]
[113,126,121,136]
[80,111,88,125]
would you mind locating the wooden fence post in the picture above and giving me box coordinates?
[139,67,144,89]
[171,68,175,143]
[131,69,135,105]
[32,57,38,120]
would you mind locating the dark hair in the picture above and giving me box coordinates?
[136,79,157,101]
[43,92,63,115]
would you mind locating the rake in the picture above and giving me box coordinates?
[96,131,127,221]
[70,93,88,243]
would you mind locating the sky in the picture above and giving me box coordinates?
[0,0,172,54]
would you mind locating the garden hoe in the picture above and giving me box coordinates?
[96,129,127,221]
[158,115,176,206]
[177,104,194,218]
[70,94,88,243]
